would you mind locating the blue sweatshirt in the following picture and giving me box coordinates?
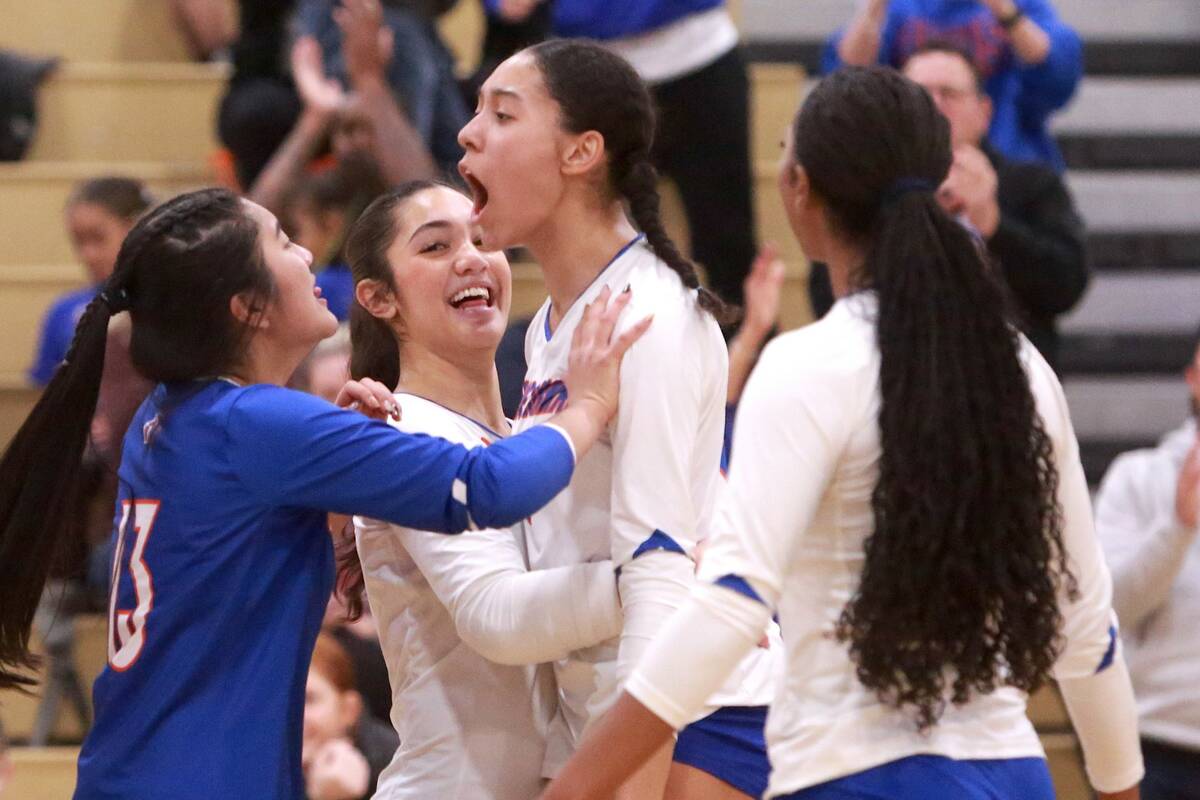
[485,0,725,40]
[824,0,1081,171]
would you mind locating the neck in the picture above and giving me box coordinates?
[230,337,312,387]
[525,195,639,331]
[823,236,868,300]
[396,341,508,434]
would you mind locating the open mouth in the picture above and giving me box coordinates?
[448,285,495,310]
[459,165,489,217]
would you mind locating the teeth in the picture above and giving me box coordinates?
[450,286,490,305]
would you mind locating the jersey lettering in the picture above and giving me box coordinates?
[107,499,161,671]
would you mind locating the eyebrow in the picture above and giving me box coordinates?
[480,87,522,103]
[407,219,453,242]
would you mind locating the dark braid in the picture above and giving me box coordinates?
[0,188,273,688]
[793,67,1073,730]
[528,39,733,322]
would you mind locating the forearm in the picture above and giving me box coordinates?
[247,110,331,213]
[1007,15,1052,65]
[726,328,767,405]
[1107,518,1197,627]
[354,77,436,184]
[1058,657,1145,794]
[456,560,620,665]
[837,0,889,66]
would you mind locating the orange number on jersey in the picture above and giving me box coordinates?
[107,499,160,671]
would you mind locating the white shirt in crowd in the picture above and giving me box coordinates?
[626,293,1144,797]
[1095,417,1200,752]
[514,237,778,774]
[356,394,622,800]
[606,6,739,85]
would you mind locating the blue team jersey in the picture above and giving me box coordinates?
[75,379,574,799]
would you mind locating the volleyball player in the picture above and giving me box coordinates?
[0,188,646,799]
[458,39,778,799]
[339,180,625,798]
[541,66,1143,800]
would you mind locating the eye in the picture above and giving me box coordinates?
[472,237,485,248]
[419,241,448,254]
[495,111,513,122]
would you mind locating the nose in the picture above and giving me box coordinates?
[457,114,480,152]
[452,242,489,275]
[297,244,314,267]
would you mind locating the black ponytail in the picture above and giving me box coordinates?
[794,67,1072,730]
[0,187,274,688]
[528,39,734,323]
[0,293,117,688]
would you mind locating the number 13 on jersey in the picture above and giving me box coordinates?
[107,499,160,671]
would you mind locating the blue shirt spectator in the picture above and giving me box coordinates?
[29,286,97,386]
[824,0,1082,170]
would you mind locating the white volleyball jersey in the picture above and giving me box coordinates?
[514,237,778,772]
[357,394,622,800]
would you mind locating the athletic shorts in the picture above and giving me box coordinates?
[674,705,771,798]
[776,755,1054,800]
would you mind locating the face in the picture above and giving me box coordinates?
[302,668,359,763]
[241,200,339,350]
[364,187,512,361]
[66,202,134,284]
[457,52,571,251]
[332,95,376,159]
[903,51,991,149]
[290,200,344,266]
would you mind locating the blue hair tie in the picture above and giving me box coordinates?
[881,177,936,206]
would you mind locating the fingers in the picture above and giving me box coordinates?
[336,379,400,421]
[610,314,653,359]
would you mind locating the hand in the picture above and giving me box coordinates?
[291,36,346,119]
[740,243,786,342]
[335,377,401,422]
[1175,436,1200,528]
[496,0,540,22]
[306,738,370,800]
[563,286,653,426]
[937,145,1000,238]
[980,0,1018,19]
[335,0,394,88]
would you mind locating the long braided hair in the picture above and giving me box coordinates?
[527,39,734,323]
[0,188,273,689]
[796,67,1073,729]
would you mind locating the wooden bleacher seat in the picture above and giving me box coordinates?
[6,747,79,800]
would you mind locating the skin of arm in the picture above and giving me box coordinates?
[836,0,891,66]
[727,245,785,405]
[982,0,1051,64]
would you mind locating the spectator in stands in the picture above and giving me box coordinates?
[304,632,399,800]
[0,49,58,162]
[825,0,1082,171]
[1095,330,1200,800]
[250,0,435,217]
[284,154,390,321]
[296,0,469,175]
[810,42,1087,370]
[217,0,302,189]
[29,177,154,387]
[489,0,757,308]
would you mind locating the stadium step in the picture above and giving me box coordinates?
[28,62,227,163]
[6,747,80,799]
[1063,376,1189,442]
[0,265,88,380]
[1066,171,1200,231]
[0,0,197,63]
[0,161,211,267]
[1062,271,1200,334]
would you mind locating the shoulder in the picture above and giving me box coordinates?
[391,394,493,446]
[762,293,878,381]
[220,383,351,437]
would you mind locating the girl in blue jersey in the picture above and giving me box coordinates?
[0,187,648,800]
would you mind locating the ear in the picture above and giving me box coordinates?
[338,689,363,732]
[229,292,268,329]
[978,93,994,129]
[355,278,399,321]
[788,163,811,214]
[560,130,606,177]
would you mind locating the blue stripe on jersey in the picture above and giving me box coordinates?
[714,574,766,606]
[1096,624,1117,673]
[778,755,1054,800]
[632,529,688,560]
[543,233,645,342]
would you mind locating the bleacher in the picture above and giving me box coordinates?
[1,0,1190,795]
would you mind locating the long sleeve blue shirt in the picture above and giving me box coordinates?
[484,0,725,40]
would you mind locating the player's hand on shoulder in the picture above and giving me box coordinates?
[336,378,401,422]
[564,285,653,422]
[306,738,370,800]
